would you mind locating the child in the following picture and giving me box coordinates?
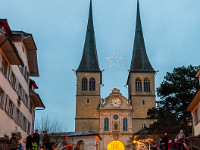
[18,143,24,150]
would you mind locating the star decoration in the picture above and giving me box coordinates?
[106,53,123,68]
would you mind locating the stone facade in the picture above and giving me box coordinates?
[75,72,101,133]
[99,89,133,150]
[75,1,156,149]
[128,72,156,133]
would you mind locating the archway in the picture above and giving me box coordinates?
[107,140,125,150]
[77,140,84,150]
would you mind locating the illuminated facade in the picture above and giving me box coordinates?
[75,1,156,149]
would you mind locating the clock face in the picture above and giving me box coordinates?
[111,97,121,107]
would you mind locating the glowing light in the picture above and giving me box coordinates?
[107,140,125,150]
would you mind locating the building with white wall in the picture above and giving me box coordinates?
[0,19,44,146]
[187,68,200,148]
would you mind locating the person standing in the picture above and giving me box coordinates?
[9,134,19,150]
[17,143,24,150]
[161,133,169,150]
[26,134,34,150]
[75,145,80,150]
[176,130,185,141]
[168,140,174,150]
[42,131,50,150]
[33,129,40,147]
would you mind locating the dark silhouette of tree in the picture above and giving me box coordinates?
[148,65,199,135]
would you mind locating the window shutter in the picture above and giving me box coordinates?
[8,67,12,82]
[13,104,17,121]
[5,98,10,113]
[0,91,3,109]
[2,92,7,110]
[19,112,23,127]
[0,53,2,71]
[27,97,30,109]
[6,65,10,79]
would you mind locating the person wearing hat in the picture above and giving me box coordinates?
[176,130,185,141]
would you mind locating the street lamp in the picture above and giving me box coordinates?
[145,139,153,150]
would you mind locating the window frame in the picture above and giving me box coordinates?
[123,118,128,131]
[135,78,142,92]
[104,118,109,131]
[81,77,88,91]
[89,77,96,91]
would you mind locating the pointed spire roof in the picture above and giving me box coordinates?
[129,0,154,72]
[77,0,101,72]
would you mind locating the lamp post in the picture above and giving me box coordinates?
[145,139,153,150]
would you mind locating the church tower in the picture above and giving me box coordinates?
[75,0,102,133]
[127,0,156,133]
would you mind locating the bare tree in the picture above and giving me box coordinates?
[35,115,64,133]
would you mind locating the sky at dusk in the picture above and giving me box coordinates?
[1,0,200,131]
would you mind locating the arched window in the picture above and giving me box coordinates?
[144,78,150,92]
[89,77,95,91]
[123,118,128,131]
[135,78,142,92]
[104,118,109,131]
[142,100,145,105]
[82,78,88,91]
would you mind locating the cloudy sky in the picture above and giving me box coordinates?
[1,0,200,131]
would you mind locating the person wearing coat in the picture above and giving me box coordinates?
[26,134,34,150]
[9,134,19,150]
[33,129,40,146]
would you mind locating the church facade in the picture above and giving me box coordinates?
[75,1,156,149]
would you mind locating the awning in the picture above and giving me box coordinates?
[187,89,200,111]
[0,30,23,65]
[29,90,45,108]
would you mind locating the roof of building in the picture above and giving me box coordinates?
[0,19,24,65]
[50,131,102,140]
[77,0,101,72]
[129,0,154,72]
[12,31,39,77]
[29,90,45,108]
[196,68,200,78]
[187,89,200,111]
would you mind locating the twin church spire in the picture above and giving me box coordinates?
[77,0,101,72]
[130,0,154,72]
[77,0,154,73]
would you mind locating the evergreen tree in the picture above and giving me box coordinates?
[148,65,199,135]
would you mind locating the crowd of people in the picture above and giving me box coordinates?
[8,129,80,150]
[153,130,190,150]
[8,129,54,150]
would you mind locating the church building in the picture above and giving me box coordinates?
[75,0,156,149]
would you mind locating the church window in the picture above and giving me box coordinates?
[89,77,95,91]
[135,78,142,92]
[86,99,90,104]
[144,78,150,92]
[104,118,109,131]
[142,100,145,105]
[123,118,128,131]
[81,78,88,91]
[113,115,119,120]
